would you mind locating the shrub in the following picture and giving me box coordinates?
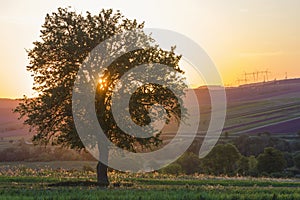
[257,147,286,174]
[82,164,95,173]
[284,152,294,168]
[248,156,258,177]
[201,144,241,176]
[176,152,201,174]
[160,163,183,175]
[294,152,300,169]
[237,156,249,176]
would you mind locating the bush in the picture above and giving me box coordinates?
[248,156,258,177]
[294,152,300,169]
[270,172,286,178]
[176,152,201,174]
[237,156,249,176]
[201,144,241,176]
[160,163,183,175]
[284,152,294,168]
[257,147,286,174]
[82,164,95,173]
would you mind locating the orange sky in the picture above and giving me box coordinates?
[1,0,300,98]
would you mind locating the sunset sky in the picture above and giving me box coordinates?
[1,0,300,98]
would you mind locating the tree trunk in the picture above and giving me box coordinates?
[96,142,109,186]
[96,161,109,186]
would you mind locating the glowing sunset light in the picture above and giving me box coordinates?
[1,0,300,98]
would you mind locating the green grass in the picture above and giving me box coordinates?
[0,172,299,200]
[130,178,300,187]
[0,187,298,200]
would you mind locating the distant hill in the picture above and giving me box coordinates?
[226,78,300,103]
[0,78,300,142]
[0,99,20,123]
[220,78,300,136]
[0,99,30,138]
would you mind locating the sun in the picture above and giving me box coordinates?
[98,78,107,90]
[98,78,105,84]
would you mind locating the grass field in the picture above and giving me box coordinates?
[0,163,299,200]
[0,175,299,200]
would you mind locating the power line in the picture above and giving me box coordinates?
[237,69,272,85]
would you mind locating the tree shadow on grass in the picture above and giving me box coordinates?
[48,181,134,187]
[48,181,105,187]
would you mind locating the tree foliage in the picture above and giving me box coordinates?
[294,152,300,169]
[176,152,201,175]
[14,8,186,185]
[234,135,290,156]
[237,156,249,176]
[257,147,287,174]
[15,8,184,152]
[201,144,241,175]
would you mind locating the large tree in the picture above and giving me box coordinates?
[257,147,286,174]
[201,144,241,175]
[15,8,185,186]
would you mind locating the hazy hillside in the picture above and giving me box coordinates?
[0,78,300,145]
[227,78,300,103]
[0,99,31,138]
[0,99,20,123]
[223,78,300,136]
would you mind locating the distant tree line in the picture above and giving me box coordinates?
[160,140,300,178]
[1,133,300,177]
[233,134,299,156]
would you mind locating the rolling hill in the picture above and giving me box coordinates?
[224,78,300,136]
[0,78,299,147]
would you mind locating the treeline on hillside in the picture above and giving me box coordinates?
[233,133,300,156]
[1,134,300,178]
[160,133,300,178]
[161,144,300,177]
